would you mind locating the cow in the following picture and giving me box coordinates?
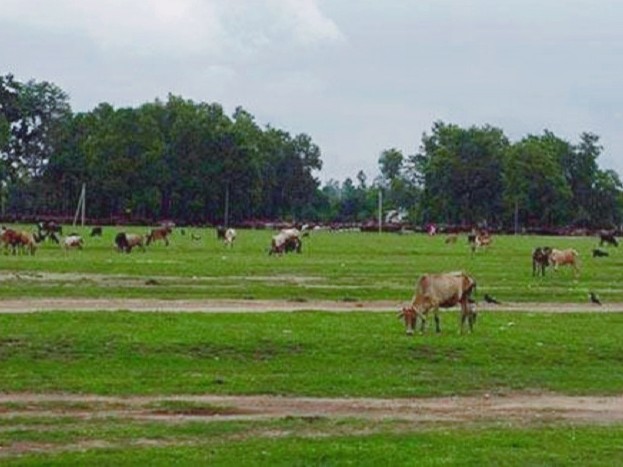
[398,271,477,335]
[216,226,227,240]
[224,228,236,247]
[35,221,61,244]
[63,234,84,250]
[115,232,145,253]
[0,227,37,255]
[146,226,172,246]
[269,228,302,255]
[548,248,580,276]
[468,230,491,253]
[599,231,618,247]
[90,226,103,237]
[532,246,552,276]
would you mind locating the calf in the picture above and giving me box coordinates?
[146,226,172,246]
[63,234,84,250]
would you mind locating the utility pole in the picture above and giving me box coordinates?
[73,183,86,227]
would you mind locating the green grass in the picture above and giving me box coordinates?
[0,311,621,397]
[0,225,618,302]
[3,417,623,466]
[1,225,622,464]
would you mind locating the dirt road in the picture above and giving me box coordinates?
[0,298,621,313]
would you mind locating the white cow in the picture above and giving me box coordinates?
[270,228,301,255]
[63,234,84,250]
[224,228,237,247]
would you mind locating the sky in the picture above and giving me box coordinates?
[2,0,623,183]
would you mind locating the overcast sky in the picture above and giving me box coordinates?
[2,0,623,183]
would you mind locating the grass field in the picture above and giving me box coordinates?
[0,225,620,303]
[1,225,623,464]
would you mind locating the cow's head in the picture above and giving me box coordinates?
[398,306,417,335]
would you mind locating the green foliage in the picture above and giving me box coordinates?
[2,73,622,227]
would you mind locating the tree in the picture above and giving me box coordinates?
[413,121,508,225]
[503,133,572,227]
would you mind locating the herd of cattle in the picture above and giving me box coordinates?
[1,221,617,336]
[0,221,308,257]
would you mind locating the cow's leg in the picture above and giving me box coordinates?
[459,299,470,334]
[433,308,441,333]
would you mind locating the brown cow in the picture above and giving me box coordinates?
[146,226,172,246]
[0,227,37,255]
[548,248,580,276]
[399,271,477,335]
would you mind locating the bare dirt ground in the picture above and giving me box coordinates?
[0,297,622,313]
[1,392,623,425]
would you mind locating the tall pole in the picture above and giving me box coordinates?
[72,184,86,227]
[81,183,86,227]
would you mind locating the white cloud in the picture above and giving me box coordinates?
[0,0,344,59]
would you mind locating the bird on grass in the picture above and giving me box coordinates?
[191,233,202,241]
[589,291,602,306]
[484,293,501,305]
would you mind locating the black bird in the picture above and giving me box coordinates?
[484,294,501,305]
[589,291,602,305]
[191,233,202,241]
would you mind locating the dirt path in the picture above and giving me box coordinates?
[1,392,622,425]
[0,298,621,313]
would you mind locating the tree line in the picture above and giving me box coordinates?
[1,74,622,228]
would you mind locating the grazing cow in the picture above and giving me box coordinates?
[63,234,84,250]
[270,228,302,255]
[146,226,172,246]
[224,228,236,247]
[398,271,477,335]
[0,227,37,255]
[35,221,61,244]
[548,248,580,276]
[115,232,145,253]
[468,230,491,253]
[599,231,618,247]
[532,246,552,276]
[90,226,103,237]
